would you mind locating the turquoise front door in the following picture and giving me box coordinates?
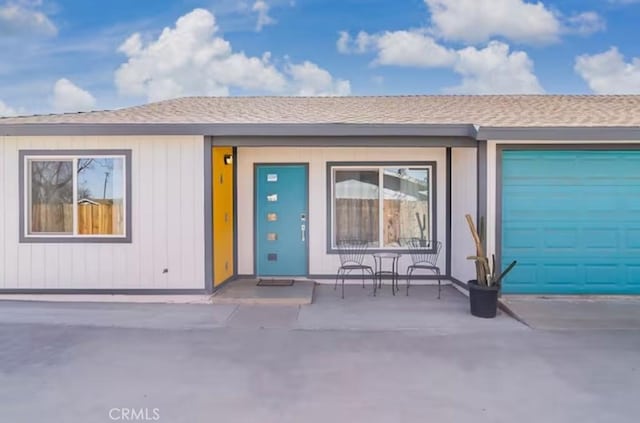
[501,150,640,294]
[255,164,308,276]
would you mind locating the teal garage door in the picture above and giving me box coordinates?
[501,150,640,294]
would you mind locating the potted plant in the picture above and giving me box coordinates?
[464,214,517,318]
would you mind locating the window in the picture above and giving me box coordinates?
[21,150,131,242]
[329,162,435,250]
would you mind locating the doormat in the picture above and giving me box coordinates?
[257,279,295,287]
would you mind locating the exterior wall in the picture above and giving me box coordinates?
[485,139,640,263]
[451,148,477,283]
[0,135,205,290]
[237,147,448,278]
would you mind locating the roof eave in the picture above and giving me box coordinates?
[477,126,640,141]
[0,122,478,138]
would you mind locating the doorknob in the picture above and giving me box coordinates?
[301,224,306,242]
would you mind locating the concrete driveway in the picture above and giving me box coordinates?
[502,296,640,330]
[0,286,639,423]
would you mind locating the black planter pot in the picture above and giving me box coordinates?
[468,280,499,318]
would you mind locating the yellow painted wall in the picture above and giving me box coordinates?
[212,147,235,286]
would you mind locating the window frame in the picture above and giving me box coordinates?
[326,161,437,254]
[19,149,132,243]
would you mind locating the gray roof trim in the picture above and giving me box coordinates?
[0,123,478,138]
[477,126,640,141]
[213,136,477,147]
[9,122,639,142]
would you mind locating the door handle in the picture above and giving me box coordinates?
[301,224,306,242]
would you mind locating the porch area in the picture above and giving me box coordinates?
[211,279,315,305]
[209,281,523,332]
[296,284,521,332]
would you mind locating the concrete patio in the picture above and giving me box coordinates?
[211,278,315,305]
[298,284,524,333]
[0,284,524,333]
[4,285,638,333]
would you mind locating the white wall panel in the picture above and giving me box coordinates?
[0,135,205,290]
[451,148,477,283]
[152,138,169,288]
[166,139,183,289]
[237,147,448,277]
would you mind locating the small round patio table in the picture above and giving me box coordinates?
[372,252,401,296]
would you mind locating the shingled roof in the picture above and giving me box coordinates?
[2,95,640,127]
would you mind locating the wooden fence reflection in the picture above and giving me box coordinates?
[31,202,124,235]
[335,199,429,244]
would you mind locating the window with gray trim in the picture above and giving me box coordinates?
[328,162,436,250]
[21,150,131,242]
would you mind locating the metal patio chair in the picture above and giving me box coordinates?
[404,239,442,298]
[334,240,375,299]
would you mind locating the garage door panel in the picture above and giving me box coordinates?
[542,264,581,285]
[502,149,640,295]
[503,228,540,249]
[628,267,640,285]
[582,229,619,249]
[626,197,640,211]
[543,228,579,249]
[584,265,620,285]
[627,230,640,248]
[503,262,539,286]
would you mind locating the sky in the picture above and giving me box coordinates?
[1,0,640,116]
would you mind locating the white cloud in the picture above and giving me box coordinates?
[118,32,143,56]
[115,9,285,100]
[337,30,456,68]
[575,47,640,94]
[0,99,18,116]
[0,1,57,37]
[336,31,350,54]
[115,9,349,101]
[424,0,560,44]
[338,28,542,94]
[340,1,602,52]
[253,0,275,31]
[565,12,606,36]
[338,31,375,54]
[287,61,351,96]
[447,41,543,94]
[375,31,456,67]
[51,78,97,113]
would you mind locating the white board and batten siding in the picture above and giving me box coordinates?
[450,148,478,283]
[0,135,205,290]
[237,147,449,278]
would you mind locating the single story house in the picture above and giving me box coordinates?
[0,95,639,295]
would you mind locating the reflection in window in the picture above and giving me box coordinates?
[77,158,125,235]
[26,154,127,238]
[334,169,380,247]
[30,160,73,233]
[331,165,433,249]
[383,168,430,247]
